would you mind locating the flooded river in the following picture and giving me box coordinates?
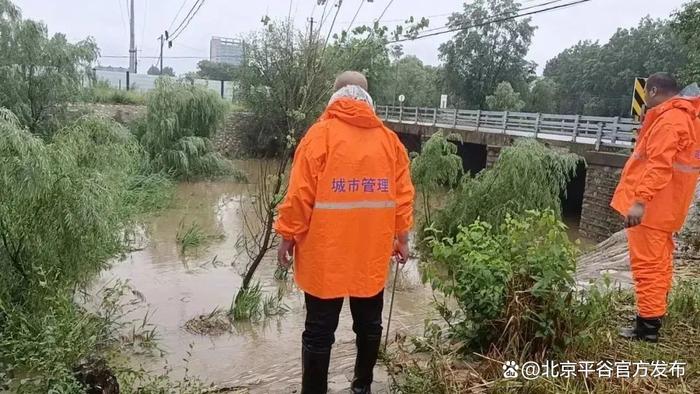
[96,162,436,393]
[94,160,599,393]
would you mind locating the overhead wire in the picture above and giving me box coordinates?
[389,0,592,43]
[169,0,203,40]
[140,0,148,52]
[376,0,396,23]
[418,0,569,35]
[169,0,207,42]
[117,0,126,34]
[100,55,230,59]
[346,0,365,32]
[168,0,190,32]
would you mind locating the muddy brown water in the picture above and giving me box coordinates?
[95,163,436,393]
[95,162,597,392]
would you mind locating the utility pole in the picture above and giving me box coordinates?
[129,0,137,73]
[308,17,315,45]
[158,34,164,74]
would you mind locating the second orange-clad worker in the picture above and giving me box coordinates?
[611,72,700,342]
[275,71,415,394]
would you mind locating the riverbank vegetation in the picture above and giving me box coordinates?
[0,0,240,391]
[83,81,147,106]
[390,133,700,393]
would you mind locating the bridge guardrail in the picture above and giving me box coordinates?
[377,105,638,150]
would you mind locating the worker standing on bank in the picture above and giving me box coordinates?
[275,71,415,393]
[611,72,700,342]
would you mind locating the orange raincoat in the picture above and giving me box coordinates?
[611,96,700,317]
[275,98,415,299]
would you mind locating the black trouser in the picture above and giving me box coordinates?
[302,290,384,393]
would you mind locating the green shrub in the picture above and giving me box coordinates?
[136,78,230,179]
[426,210,581,355]
[0,267,116,393]
[0,114,139,306]
[432,139,580,238]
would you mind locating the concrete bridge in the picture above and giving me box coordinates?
[377,105,639,243]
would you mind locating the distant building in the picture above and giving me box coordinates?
[209,37,244,66]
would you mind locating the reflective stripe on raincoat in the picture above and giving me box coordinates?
[274,97,415,299]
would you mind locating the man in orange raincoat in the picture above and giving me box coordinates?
[275,71,414,393]
[611,72,700,342]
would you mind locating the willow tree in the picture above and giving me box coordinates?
[135,78,229,179]
[0,0,97,136]
[432,139,580,237]
[0,112,140,307]
[410,132,463,225]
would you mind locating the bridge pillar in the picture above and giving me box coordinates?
[485,145,502,168]
[579,151,628,242]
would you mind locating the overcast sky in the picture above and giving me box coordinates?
[13,0,688,74]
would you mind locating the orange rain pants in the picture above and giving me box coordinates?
[611,95,700,318]
[626,225,675,318]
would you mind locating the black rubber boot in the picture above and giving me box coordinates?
[301,347,331,394]
[619,315,662,343]
[351,337,381,394]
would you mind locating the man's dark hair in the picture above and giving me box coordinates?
[647,72,680,95]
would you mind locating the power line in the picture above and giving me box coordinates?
[117,0,126,34]
[323,1,344,47]
[389,0,592,43]
[169,0,206,42]
[376,0,396,23]
[168,0,190,31]
[419,0,569,35]
[100,54,221,59]
[140,0,148,52]
[346,0,365,32]
[169,0,203,39]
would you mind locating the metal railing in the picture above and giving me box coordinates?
[376,105,638,149]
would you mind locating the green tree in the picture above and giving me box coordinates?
[147,65,175,76]
[527,77,559,113]
[411,132,463,225]
[0,0,97,135]
[389,55,441,107]
[196,59,238,81]
[237,20,334,156]
[0,113,139,307]
[439,0,536,108]
[544,17,686,116]
[135,78,229,179]
[485,81,525,111]
[672,1,700,83]
[326,17,430,105]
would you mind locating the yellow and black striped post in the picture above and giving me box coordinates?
[631,77,647,121]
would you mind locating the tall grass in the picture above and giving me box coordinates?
[230,282,263,321]
[176,221,206,254]
[175,221,222,254]
[83,81,146,105]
